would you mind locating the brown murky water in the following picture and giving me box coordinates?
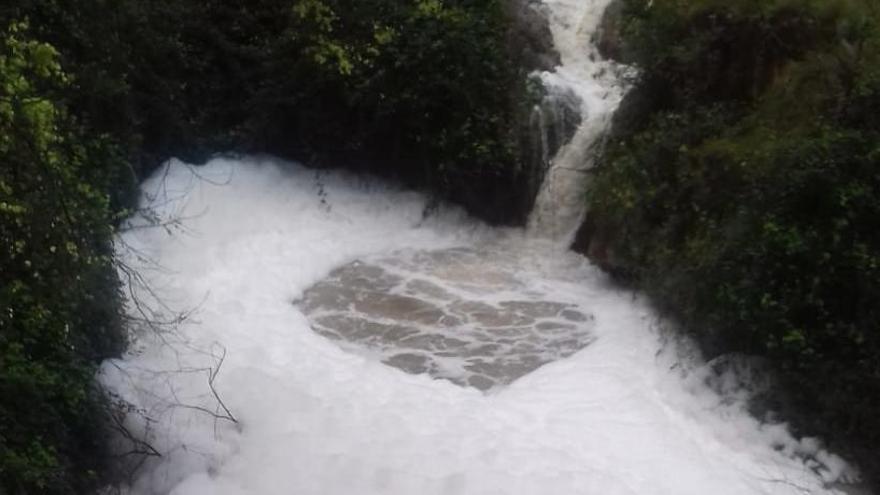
[297,246,596,390]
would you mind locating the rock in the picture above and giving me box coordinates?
[493,0,576,225]
[571,212,635,284]
[594,0,630,63]
[505,0,560,72]
[517,82,584,223]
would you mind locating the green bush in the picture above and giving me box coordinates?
[4,0,526,220]
[590,0,880,485]
[0,22,129,493]
[254,0,526,220]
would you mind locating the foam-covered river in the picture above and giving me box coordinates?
[103,157,857,495]
[100,0,864,493]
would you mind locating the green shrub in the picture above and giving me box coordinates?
[590,0,880,485]
[254,0,525,220]
[5,0,525,220]
[0,22,127,494]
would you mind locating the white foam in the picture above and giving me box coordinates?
[102,157,853,495]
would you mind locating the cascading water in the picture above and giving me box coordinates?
[100,2,863,494]
[527,0,630,244]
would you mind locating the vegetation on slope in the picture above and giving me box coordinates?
[587,0,880,485]
[0,22,128,493]
[5,0,532,222]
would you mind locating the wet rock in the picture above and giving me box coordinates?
[506,0,561,72]
[521,83,583,216]
[571,213,636,283]
[594,0,629,63]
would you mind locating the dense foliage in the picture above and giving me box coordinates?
[3,0,528,221]
[259,0,530,220]
[0,1,528,492]
[0,22,128,493]
[589,0,880,484]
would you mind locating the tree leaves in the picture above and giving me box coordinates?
[591,0,880,484]
[1,21,125,494]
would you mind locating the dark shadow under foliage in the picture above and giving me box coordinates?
[0,23,129,494]
[584,0,880,488]
[5,0,539,224]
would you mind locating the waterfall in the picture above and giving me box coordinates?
[527,0,630,244]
